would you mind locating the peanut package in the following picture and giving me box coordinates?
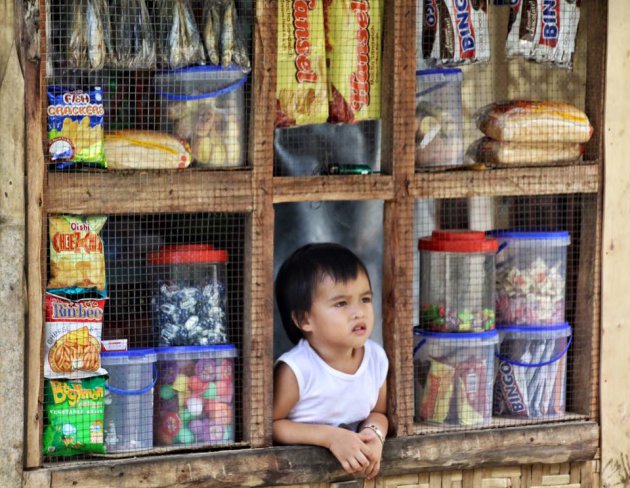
[48,215,107,294]
[325,0,383,123]
[276,0,329,127]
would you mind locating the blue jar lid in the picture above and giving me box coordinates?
[416,68,463,76]
[488,230,570,240]
[101,347,155,358]
[156,344,236,354]
[414,327,498,341]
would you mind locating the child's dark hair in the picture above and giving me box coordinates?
[275,242,371,345]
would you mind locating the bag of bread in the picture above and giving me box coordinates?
[48,215,107,294]
[104,130,192,169]
[467,137,584,166]
[325,0,383,123]
[44,293,107,379]
[276,0,328,127]
[475,101,593,143]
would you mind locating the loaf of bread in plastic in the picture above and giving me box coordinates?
[104,130,192,170]
[467,137,584,166]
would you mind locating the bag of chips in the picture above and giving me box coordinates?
[47,86,106,168]
[48,215,107,294]
[43,376,106,456]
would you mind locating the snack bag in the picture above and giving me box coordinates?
[419,358,455,423]
[325,0,383,123]
[44,293,107,379]
[47,86,106,168]
[48,215,107,294]
[276,0,329,127]
[43,376,106,456]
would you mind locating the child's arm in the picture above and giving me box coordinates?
[273,362,373,475]
[357,381,388,480]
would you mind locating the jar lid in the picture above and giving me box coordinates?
[147,244,228,265]
[488,230,570,242]
[418,230,498,253]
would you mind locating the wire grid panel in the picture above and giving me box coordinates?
[44,0,253,173]
[412,194,589,432]
[43,212,246,461]
[274,0,383,176]
[414,1,589,170]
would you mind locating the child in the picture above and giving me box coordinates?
[273,243,389,480]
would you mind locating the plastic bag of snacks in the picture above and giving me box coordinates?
[43,376,106,456]
[276,0,328,127]
[47,86,106,168]
[324,0,383,123]
[47,215,107,294]
[44,293,107,379]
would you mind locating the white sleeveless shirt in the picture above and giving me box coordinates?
[276,339,389,427]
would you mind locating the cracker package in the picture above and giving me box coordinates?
[48,215,107,294]
[276,0,329,127]
[325,0,383,123]
[47,86,106,168]
[43,376,106,456]
[44,293,107,379]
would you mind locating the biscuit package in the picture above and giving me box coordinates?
[48,215,107,294]
[44,293,107,379]
[47,86,106,168]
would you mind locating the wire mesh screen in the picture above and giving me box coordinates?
[43,212,246,462]
[414,1,589,170]
[274,0,383,176]
[412,194,590,432]
[44,0,253,172]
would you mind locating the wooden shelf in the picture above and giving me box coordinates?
[411,163,600,199]
[45,170,255,215]
[273,175,395,203]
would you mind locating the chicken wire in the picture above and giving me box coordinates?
[43,212,247,462]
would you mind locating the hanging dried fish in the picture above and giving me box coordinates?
[220,0,234,67]
[86,0,105,69]
[178,0,205,66]
[202,0,220,65]
[157,0,205,68]
[68,0,87,68]
[230,0,251,73]
[111,0,155,69]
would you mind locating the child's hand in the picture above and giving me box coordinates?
[358,428,384,480]
[327,427,372,475]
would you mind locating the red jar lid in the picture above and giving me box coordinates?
[418,230,498,253]
[147,244,228,265]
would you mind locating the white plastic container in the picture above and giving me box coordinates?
[154,344,237,447]
[155,66,247,168]
[413,328,499,426]
[490,231,570,325]
[494,324,572,418]
[102,348,157,453]
[415,69,464,167]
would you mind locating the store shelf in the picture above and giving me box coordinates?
[273,175,395,203]
[411,163,600,199]
[46,170,255,214]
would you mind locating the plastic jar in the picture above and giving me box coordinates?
[413,328,499,426]
[418,230,498,332]
[147,244,228,347]
[154,344,237,447]
[490,231,570,325]
[494,323,572,418]
[102,348,157,453]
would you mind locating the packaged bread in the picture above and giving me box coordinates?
[467,137,584,166]
[475,101,593,143]
[104,130,192,169]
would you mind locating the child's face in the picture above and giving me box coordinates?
[297,270,374,350]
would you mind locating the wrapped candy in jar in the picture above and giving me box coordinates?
[489,231,570,326]
[419,231,498,333]
[147,245,228,346]
[154,344,237,447]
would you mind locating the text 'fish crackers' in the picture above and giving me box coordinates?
[48,215,107,294]
[276,0,329,127]
[325,0,383,124]
[44,293,107,380]
[47,86,106,167]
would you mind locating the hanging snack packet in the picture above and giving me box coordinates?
[506,0,581,69]
[325,0,383,123]
[44,293,107,379]
[47,86,106,167]
[43,376,106,456]
[48,215,107,294]
[276,0,328,127]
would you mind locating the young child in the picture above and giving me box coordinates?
[273,243,389,480]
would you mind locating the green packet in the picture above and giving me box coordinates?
[43,376,106,456]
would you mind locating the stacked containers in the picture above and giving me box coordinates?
[490,231,572,418]
[102,349,157,453]
[154,345,237,447]
[415,231,499,425]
